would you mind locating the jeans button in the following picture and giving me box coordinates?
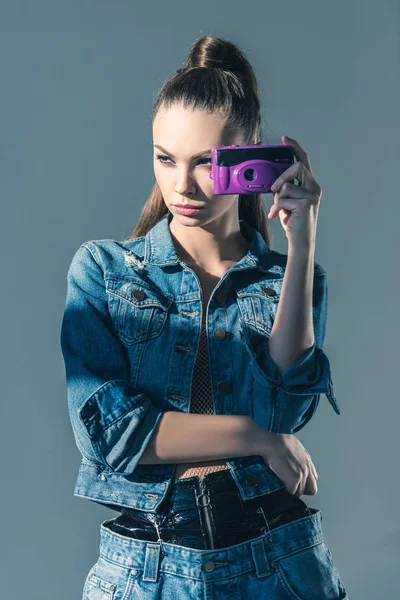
[203,560,215,572]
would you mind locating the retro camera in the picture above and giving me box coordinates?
[209,144,295,195]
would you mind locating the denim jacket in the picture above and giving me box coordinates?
[60,213,340,514]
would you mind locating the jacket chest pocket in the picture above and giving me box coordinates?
[236,278,283,336]
[106,276,174,345]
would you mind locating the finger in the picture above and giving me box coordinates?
[305,449,318,481]
[271,161,314,193]
[304,474,318,496]
[311,462,318,481]
[273,182,307,199]
[293,477,304,498]
[297,480,305,497]
[268,195,300,219]
[282,135,312,173]
[306,460,317,483]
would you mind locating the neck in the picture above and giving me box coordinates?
[169,217,250,270]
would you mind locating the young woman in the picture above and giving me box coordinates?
[61,36,349,599]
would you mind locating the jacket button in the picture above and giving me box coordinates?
[203,560,215,572]
[213,328,226,340]
[262,286,276,297]
[132,289,146,301]
[245,475,258,488]
[217,381,232,393]
[215,291,228,304]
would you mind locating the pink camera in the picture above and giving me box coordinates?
[210,144,295,195]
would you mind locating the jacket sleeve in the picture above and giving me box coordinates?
[240,270,340,433]
[60,243,165,474]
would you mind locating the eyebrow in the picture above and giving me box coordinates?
[153,144,212,159]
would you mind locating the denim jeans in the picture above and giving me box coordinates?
[82,469,349,599]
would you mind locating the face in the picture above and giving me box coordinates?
[153,103,244,226]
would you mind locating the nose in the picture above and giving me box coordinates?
[174,167,196,196]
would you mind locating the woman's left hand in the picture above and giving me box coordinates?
[268,135,322,248]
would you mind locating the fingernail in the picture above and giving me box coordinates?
[271,182,278,191]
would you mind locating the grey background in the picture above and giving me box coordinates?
[1,1,398,598]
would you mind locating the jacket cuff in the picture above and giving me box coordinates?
[240,325,340,415]
[79,379,165,473]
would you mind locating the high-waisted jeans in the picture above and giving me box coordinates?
[82,469,349,599]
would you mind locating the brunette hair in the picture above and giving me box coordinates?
[127,35,271,246]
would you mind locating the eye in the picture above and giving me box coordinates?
[155,154,172,165]
[155,155,211,166]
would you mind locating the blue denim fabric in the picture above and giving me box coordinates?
[82,502,349,599]
[60,213,340,514]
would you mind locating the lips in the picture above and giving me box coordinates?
[173,204,203,209]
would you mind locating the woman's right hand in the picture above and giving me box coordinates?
[255,429,319,497]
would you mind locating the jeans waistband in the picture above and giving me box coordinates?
[99,507,323,582]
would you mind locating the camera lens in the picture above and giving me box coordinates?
[244,169,255,181]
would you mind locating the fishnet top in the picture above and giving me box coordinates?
[174,300,230,480]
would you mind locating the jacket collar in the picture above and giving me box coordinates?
[142,213,275,273]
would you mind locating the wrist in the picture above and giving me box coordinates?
[287,240,316,257]
[245,418,277,456]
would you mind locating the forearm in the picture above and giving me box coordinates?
[268,242,316,374]
[139,411,265,464]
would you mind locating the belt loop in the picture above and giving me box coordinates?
[142,542,162,582]
[250,538,271,578]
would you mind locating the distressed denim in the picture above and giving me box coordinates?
[60,212,340,515]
